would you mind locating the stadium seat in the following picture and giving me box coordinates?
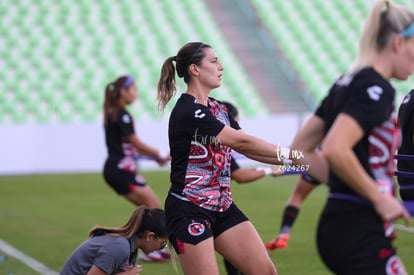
[251,0,414,101]
[1,0,267,124]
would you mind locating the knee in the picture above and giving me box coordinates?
[261,260,278,275]
[265,264,278,275]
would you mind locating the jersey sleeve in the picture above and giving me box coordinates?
[314,80,338,119]
[93,239,129,274]
[117,109,135,137]
[216,99,241,130]
[342,80,393,134]
[187,104,226,138]
[314,95,328,119]
[230,158,240,173]
[228,112,241,130]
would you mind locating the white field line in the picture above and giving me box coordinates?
[0,239,58,275]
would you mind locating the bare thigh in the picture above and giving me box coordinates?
[124,185,161,208]
[215,221,277,275]
[178,238,219,275]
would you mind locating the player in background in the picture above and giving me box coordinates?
[222,101,279,184]
[397,89,414,216]
[61,206,168,275]
[102,76,170,262]
[221,103,323,253]
[265,174,320,250]
[397,89,414,200]
[221,101,279,275]
[287,0,413,273]
[157,42,291,275]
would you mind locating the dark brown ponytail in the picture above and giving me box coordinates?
[103,76,129,127]
[157,42,211,111]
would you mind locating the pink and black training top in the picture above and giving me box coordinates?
[168,93,240,212]
[315,67,400,201]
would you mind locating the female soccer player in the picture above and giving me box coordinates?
[288,1,413,273]
[103,76,170,262]
[61,206,168,275]
[102,76,169,208]
[157,42,284,275]
[397,89,414,216]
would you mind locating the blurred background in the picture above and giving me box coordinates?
[2,0,413,175]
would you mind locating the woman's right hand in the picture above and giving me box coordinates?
[270,167,284,177]
[119,265,143,274]
[89,265,143,275]
[373,193,411,226]
[156,152,171,166]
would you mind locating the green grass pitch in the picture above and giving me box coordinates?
[0,171,412,274]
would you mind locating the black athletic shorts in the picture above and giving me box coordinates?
[165,193,248,254]
[317,198,405,275]
[103,159,146,195]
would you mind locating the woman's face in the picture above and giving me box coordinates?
[120,83,137,105]
[196,47,224,89]
[138,234,168,254]
[392,36,414,80]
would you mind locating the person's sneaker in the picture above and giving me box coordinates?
[265,233,290,250]
[139,251,168,262]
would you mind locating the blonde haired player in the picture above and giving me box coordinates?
[288,1,413,273]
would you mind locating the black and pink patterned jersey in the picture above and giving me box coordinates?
[315,67,399,197]
[169,94,240,212]
[104,108,138,173]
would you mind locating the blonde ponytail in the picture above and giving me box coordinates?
[350,0,389,71]
[350,0,414,71]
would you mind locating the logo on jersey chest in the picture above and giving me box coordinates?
[194,109,206,119]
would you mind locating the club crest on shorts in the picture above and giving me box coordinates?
[188,222,205,236]
[386,255,404,275]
